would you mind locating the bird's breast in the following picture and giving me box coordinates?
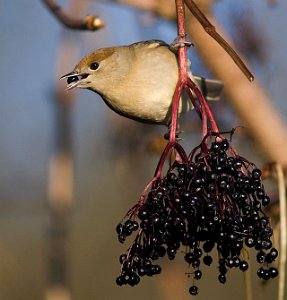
[101,88,172,124]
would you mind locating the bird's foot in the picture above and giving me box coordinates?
[170,35,194,51]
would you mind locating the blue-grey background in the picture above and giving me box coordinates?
[0,0,285,299]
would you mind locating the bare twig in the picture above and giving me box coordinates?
[42,0,105,31]
[186,12,287,167]
[184,0,254,82]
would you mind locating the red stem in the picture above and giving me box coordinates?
[139,0,221,201]
[169,82,184,143]
[184,85,202,118]
[154,142,188,179]
[170,0,188,144]
[187,78,219,133]
[154,142,174,178]
[136,141,189,207]
[184,84,208,139]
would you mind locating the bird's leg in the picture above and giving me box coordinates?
[170,35,194,52]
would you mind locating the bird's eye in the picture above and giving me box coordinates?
[90,62,99,70]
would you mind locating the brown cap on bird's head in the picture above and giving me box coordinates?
[60,47,118,90]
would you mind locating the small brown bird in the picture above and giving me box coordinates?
[62,40,223,125]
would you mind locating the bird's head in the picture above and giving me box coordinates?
[61,46,130,93]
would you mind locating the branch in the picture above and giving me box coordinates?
[186,10,287,167]
[184,0,254,82]
[42,0,105,31]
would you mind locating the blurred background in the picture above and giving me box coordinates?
[0,0,286,299]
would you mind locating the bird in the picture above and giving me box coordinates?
[61,40,223,125]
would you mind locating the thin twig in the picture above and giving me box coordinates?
[183,0,254,82]
[42,0,105,31]
[169,81,184,144]
[187,78,219,133]
[275,163,286,300]
[184,86,201,118]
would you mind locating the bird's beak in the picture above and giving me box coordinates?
[60,72,89,90]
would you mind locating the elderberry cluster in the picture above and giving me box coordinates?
[116,137,278,295]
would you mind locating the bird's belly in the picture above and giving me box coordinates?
[102,92,191,125]
[102,94,169,124]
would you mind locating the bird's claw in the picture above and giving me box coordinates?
[170,36,194,51]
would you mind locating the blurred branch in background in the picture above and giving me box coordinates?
[268,163,287,300]
[46,57,74,300]
[185,2,287,167]
[42,0,105,31]
[45,0,93,299]
[263,162,286,300]
[275,163,286,300]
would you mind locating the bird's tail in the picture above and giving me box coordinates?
[194,76,224,101]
